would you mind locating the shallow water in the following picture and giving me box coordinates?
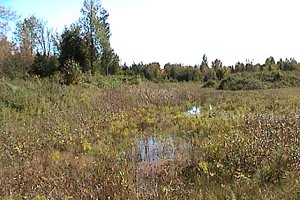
[128,105,208,195]
[131,136,191,164]
[130,135,192,196]
[186,105,201,116]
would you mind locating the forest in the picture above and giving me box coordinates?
[0,0,299,199]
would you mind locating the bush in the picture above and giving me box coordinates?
[62,60,82,85]
[202,79,218,88]
[0,54,26,79]
[218,71,300,90]
[29,55,59,77]
[218,76,264,90]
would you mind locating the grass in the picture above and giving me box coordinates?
[0,77,299,199]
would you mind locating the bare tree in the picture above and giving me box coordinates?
[0,3,16,38]
[14,15,55,56]
[36,19,55,56]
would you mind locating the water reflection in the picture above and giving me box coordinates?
[130,136,191,197]
[186,104,213,116]
[131,136,191,164]
[186,105,201,116]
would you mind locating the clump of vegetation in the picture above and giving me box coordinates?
[61,59,82,85]
[29,54,59,77]
[218,75,265,90]
[202,79,218,88]
[219,71,300,90]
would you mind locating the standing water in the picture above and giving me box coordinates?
[186,105,201,116]
[128,105,207,197]
[130,136,191,197]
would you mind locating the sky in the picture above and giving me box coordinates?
[2,0,300,66]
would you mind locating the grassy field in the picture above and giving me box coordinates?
[0,77,299,199]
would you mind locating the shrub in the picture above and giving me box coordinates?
[61,59,82,85]
[202,79,218,88]
[0,54,26,79]
[218,71,300,90]
[218,76,264,90]
[29,55,59,77]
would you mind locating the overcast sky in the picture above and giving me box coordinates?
[3,0,300,66]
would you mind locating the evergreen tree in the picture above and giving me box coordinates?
[59,25,88,72]
[200,54,209,72]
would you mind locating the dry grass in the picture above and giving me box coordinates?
[0,78,299,199]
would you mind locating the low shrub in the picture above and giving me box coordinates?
[218,76,264,90]
[202,79,218,88]
[218,71,300,90]
[29,55,59,78]
[61,59,82,85]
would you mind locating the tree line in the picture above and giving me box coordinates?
[1,0,300,85]
[0,0,119,83]
[121,55,300,83]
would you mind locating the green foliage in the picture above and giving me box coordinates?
[200,54,209,70]
[80,0,112,75]
[61,59,82,85]
[120,56,300,85]
[100,49,120,75]
[2,1,300,198]
[0,81,27,111]
[0,54,25,79]
[14,15,40,53]
[219,71,300,90]
[29,55,59,77]
[143,62,162,81]
[204,68,217,82]
[218,75,265,90]
[215,67,228,80]
[59,25,88,72]
[278,58,300,71]
[164,63,202,82]
[202,79,218,88]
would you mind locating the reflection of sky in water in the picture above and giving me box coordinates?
[130,105,213,195]
[186,104,213,116]
[132,136,191,164]
[138,137,175,163]
[131,136,192,195]
[186,105,201,116]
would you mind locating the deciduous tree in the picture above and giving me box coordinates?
[0,3,16,38]
[14,15,40,55]
[36,19,55,56]
[80,0,118,75]
[14,15,41,70]
[80,0,104,74]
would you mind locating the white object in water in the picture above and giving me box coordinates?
[209,104,212,111]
